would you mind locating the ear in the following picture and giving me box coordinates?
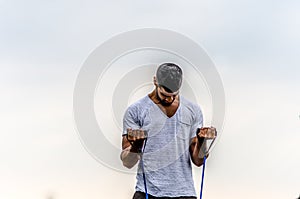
[153,76,158,86]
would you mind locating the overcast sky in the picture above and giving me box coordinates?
[0,0,299,199]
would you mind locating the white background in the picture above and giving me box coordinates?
[0,0,299,199]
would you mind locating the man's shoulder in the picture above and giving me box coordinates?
[180,96,202,114]
[126,95,153,112]
[124,96,154,121]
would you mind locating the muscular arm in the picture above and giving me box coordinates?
[190,127,216,166]
[120,135,140,169]
[189,136,208,167]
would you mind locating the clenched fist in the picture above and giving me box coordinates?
[197,127,217,140]
[126,128,147,153]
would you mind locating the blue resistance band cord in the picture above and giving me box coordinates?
[140,139,148,199]
[197,128,217,199]
[199,155,206,199]
[127,132,148,199]
[139,128,215,199]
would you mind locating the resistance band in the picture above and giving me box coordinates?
[126,132,148,199]
[128,129,216,199]
[199,155,206,199]
[197,128,217,199]
[140,139,148,199]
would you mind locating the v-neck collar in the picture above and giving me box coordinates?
[147,95,181,119]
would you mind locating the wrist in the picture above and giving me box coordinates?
[129,145,141,153]
[197,136,205,146]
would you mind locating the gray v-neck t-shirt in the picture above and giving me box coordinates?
[123,95,203,197]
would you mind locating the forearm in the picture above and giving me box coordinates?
[190,138,208,167]
[120,146,140,169]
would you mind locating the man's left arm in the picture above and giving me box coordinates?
[189,127,216,167]
[189,134,207,167]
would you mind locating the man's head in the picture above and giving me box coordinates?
[154,63,183,106]
[155,63,183,93]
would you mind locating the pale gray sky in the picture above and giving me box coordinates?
[0,0,299,199]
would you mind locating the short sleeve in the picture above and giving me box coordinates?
[190,105,203,138]
[122,105,141,136]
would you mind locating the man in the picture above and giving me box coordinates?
[120,63,216,199]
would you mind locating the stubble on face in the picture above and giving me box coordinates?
[155,87,176,107]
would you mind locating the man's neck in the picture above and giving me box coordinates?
[148,90,180,118]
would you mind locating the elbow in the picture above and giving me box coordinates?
[120,152,135,169]
[192,153,209,167]
[122,161,135,169]
[192,159,204,167]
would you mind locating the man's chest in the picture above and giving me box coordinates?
[157,103,179,118]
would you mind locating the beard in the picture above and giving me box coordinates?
[155,88,175,107]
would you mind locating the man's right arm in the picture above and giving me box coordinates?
[120,135,140,169]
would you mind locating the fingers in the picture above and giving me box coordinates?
[127,128,147,142]
[136,129,143,140]
[207,127,217,139]
[127,128,134,142]
[198,127,217,139]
